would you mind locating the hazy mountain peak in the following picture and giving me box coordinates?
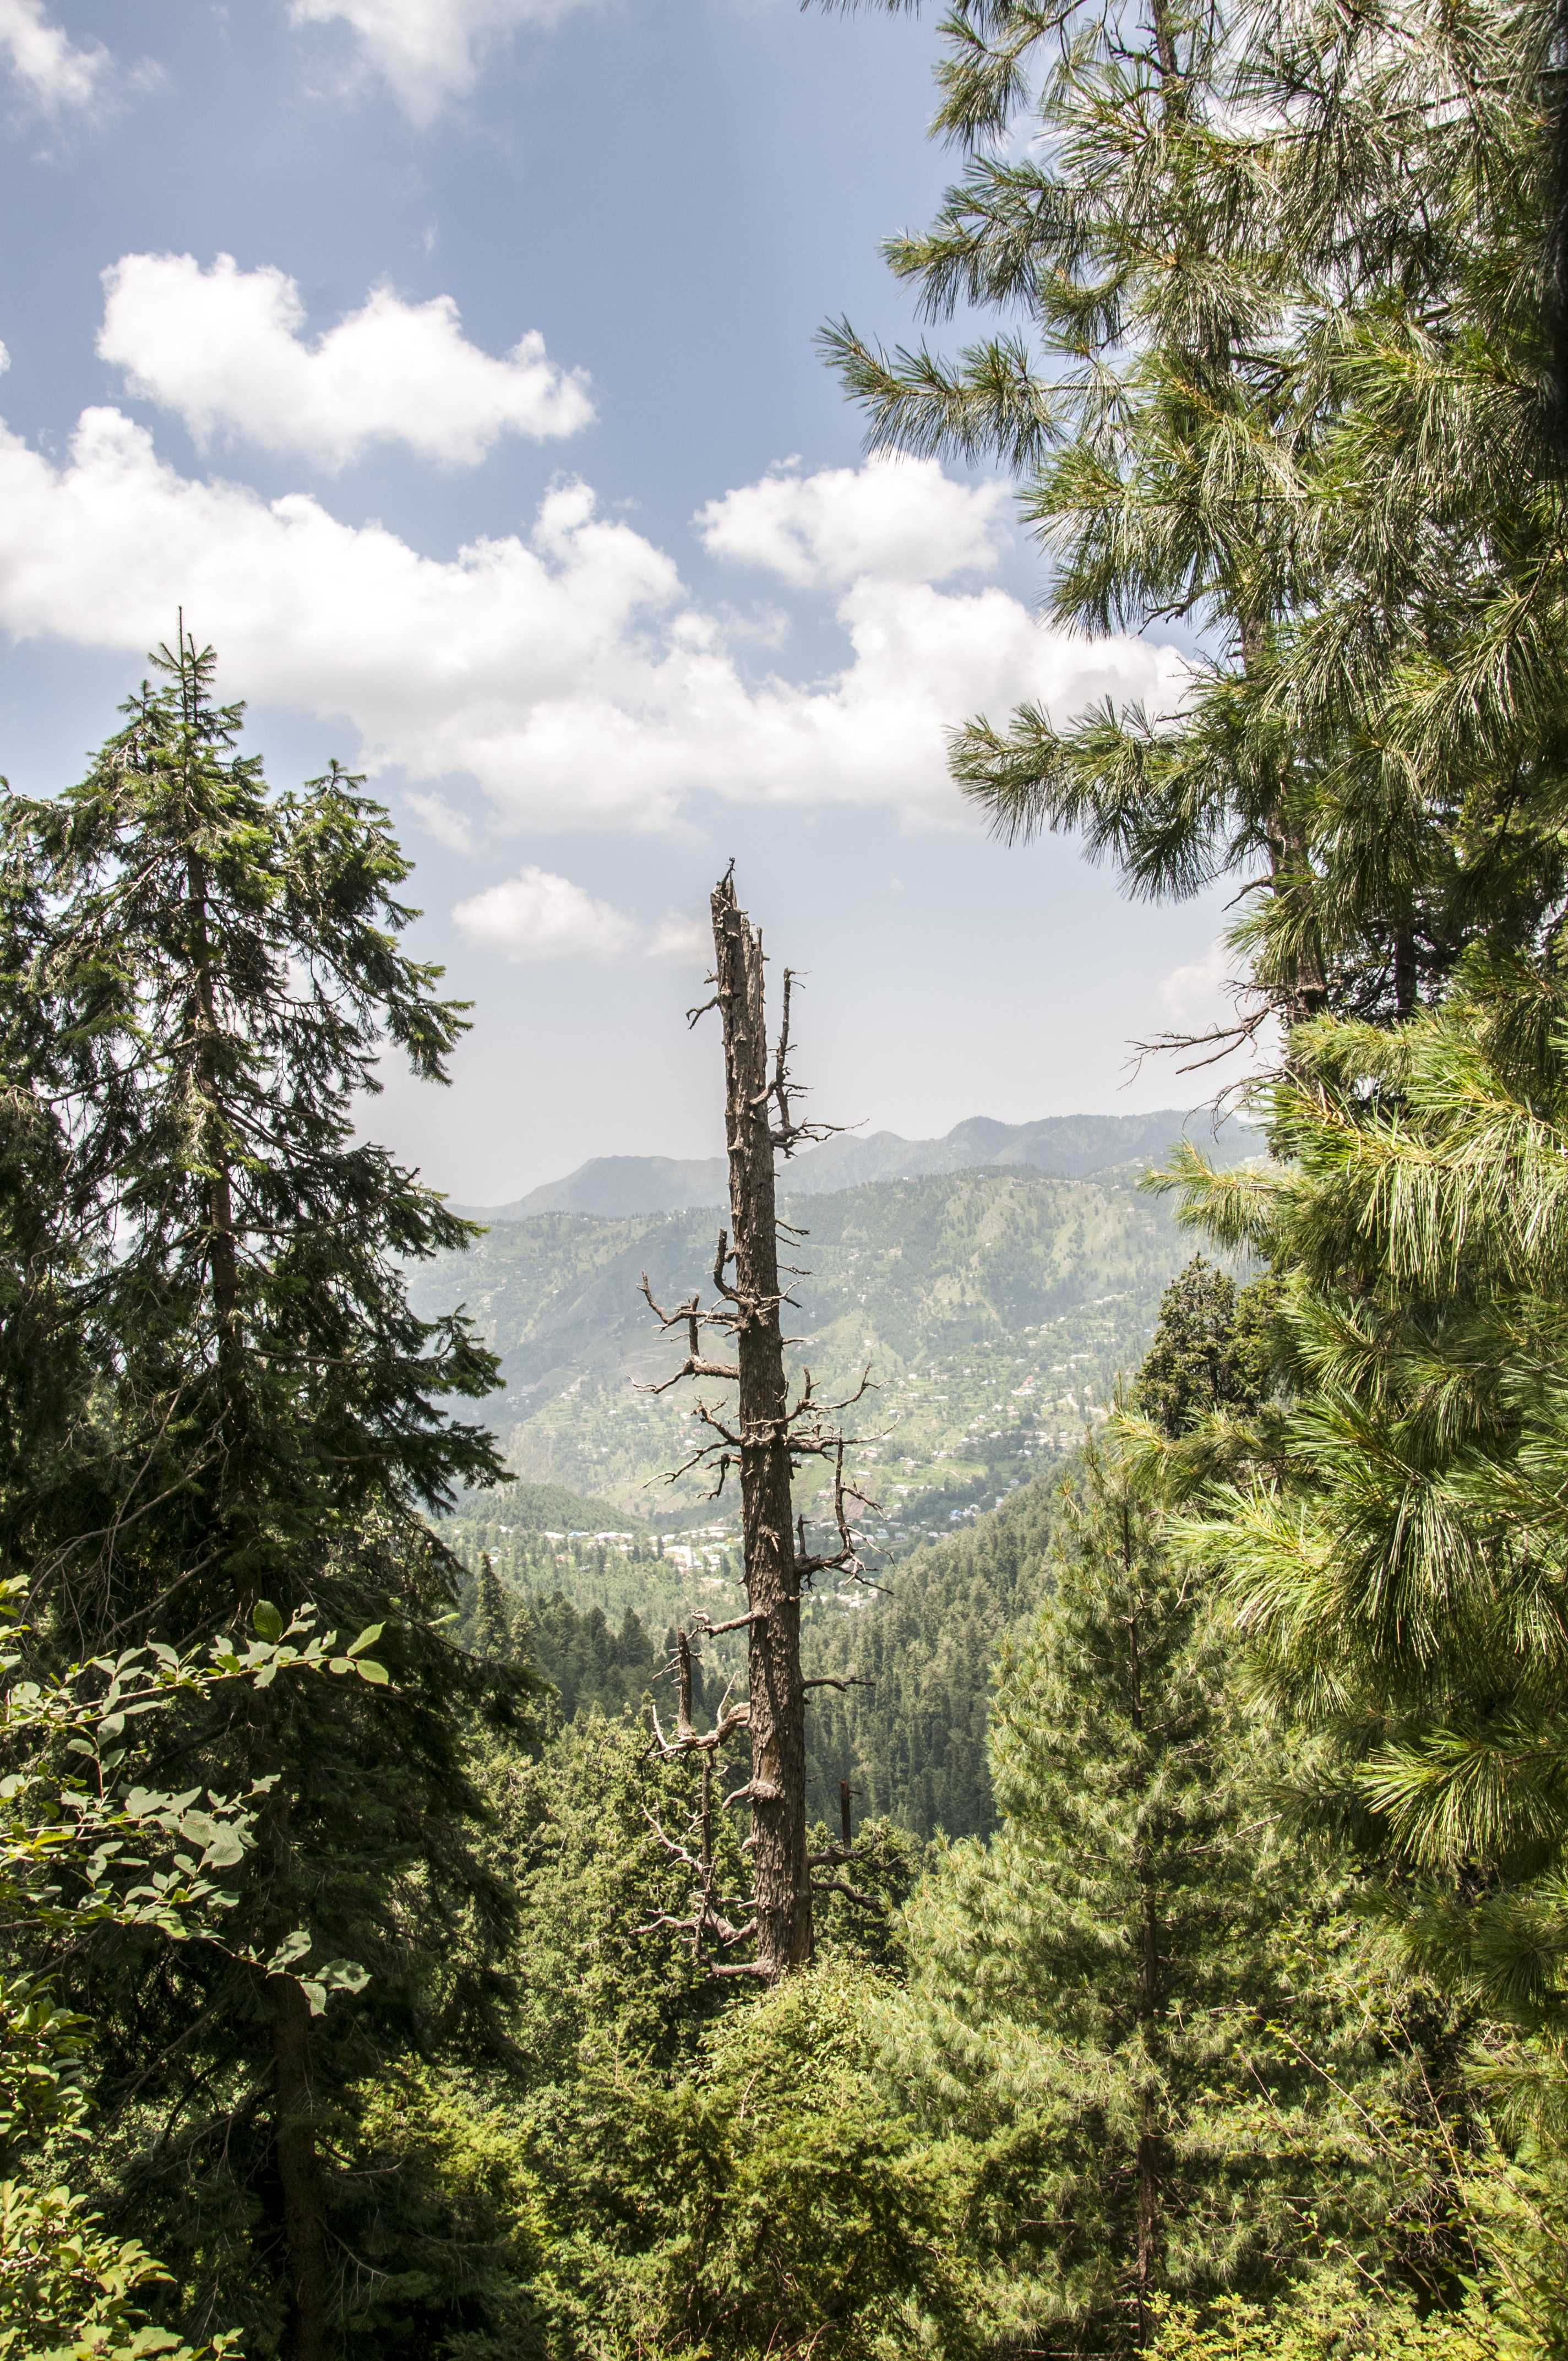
[453,1108,1260,1222]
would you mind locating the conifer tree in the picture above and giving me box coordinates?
[818,0,1568,1034]
[1162,1004,1568,2048]
[883,1436,1381,2349]
[1135,1259,1277,1441]
[0,634,520,2360]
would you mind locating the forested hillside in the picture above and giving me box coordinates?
[412,1165,1202,1531]
[445,1472,1066,1840]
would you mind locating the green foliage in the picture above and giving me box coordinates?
[803,1473,1066,1837]
[0,1575,374,2359]
[1148,2282,1505,2361]
[1135,1260,1280,1443]
[520,1962,982,2361]
[1162,1005,1568,1974]
[880,1435,1458,2350]
[518,1597,662,1724]
[821,0,1568,1039]
[0,639,528,2353]
[478,1712,732,2080]
[456,1483,649,1538]
[1153,996,1568,2342]
[0,2178,239,2361]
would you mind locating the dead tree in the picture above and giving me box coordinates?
[638,868,872,1981]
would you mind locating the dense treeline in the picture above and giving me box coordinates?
[803,1482,1064,1837]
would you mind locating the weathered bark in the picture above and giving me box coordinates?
[270,1970,329,2361]
[710,873,812,1978]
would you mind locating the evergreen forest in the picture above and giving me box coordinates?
[15,0,1568,2355]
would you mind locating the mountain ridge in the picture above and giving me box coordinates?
[453,1108,1261,1222]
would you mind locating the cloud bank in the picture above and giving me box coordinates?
[99,253,593,470]
[0,412,1183,833]
[696,458,1011,588]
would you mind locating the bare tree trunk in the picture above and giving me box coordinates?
[270,1970,328,2361]
[710,874,812,1977]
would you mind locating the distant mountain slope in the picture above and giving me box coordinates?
[410,1164,1215,1531]
[453,1109,1260,1222]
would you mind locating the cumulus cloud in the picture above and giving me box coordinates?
[288,0,595,122]
[99,253,593,470]
[646,912,709,964]
[696,454,1010,587]
[0,406,1184,833]
[453,866,639,962]
[0,0,112,112]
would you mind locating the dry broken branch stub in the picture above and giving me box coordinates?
[636,867,877,1981]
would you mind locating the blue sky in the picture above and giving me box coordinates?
[0,0,1240,1200]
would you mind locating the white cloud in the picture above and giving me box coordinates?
[0,407,1184,833]
[696,454,1010,588]
[99,253,593,471]
[1155,938,1276,1071]
[453,867,638,962]
[1157,939,1233,1033]
[0,0,111,111]
[646,912,709,964]
[401,789,475,855]
[288,0,596,122]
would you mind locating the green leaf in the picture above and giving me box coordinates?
[355,1658,390,1685]
[251,1598,285,1643]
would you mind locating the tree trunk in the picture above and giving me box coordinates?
[1393,920,1418,1018]
[186,846,243,1379]
[270,1970,329,2361]
[1123,1538,1161,2347]
[710,873,812,1978]
[1135,1889,1161,2348]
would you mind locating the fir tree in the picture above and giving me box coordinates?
[1135,1259,1278,1442]
[882,1437,1384,2350]
[0,634,522,2360]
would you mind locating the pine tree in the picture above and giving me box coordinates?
[816,0,1568,1034]
[1162,1003,1568,2030]
[0,634,521,2360]
[881,1437,1384,2351]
